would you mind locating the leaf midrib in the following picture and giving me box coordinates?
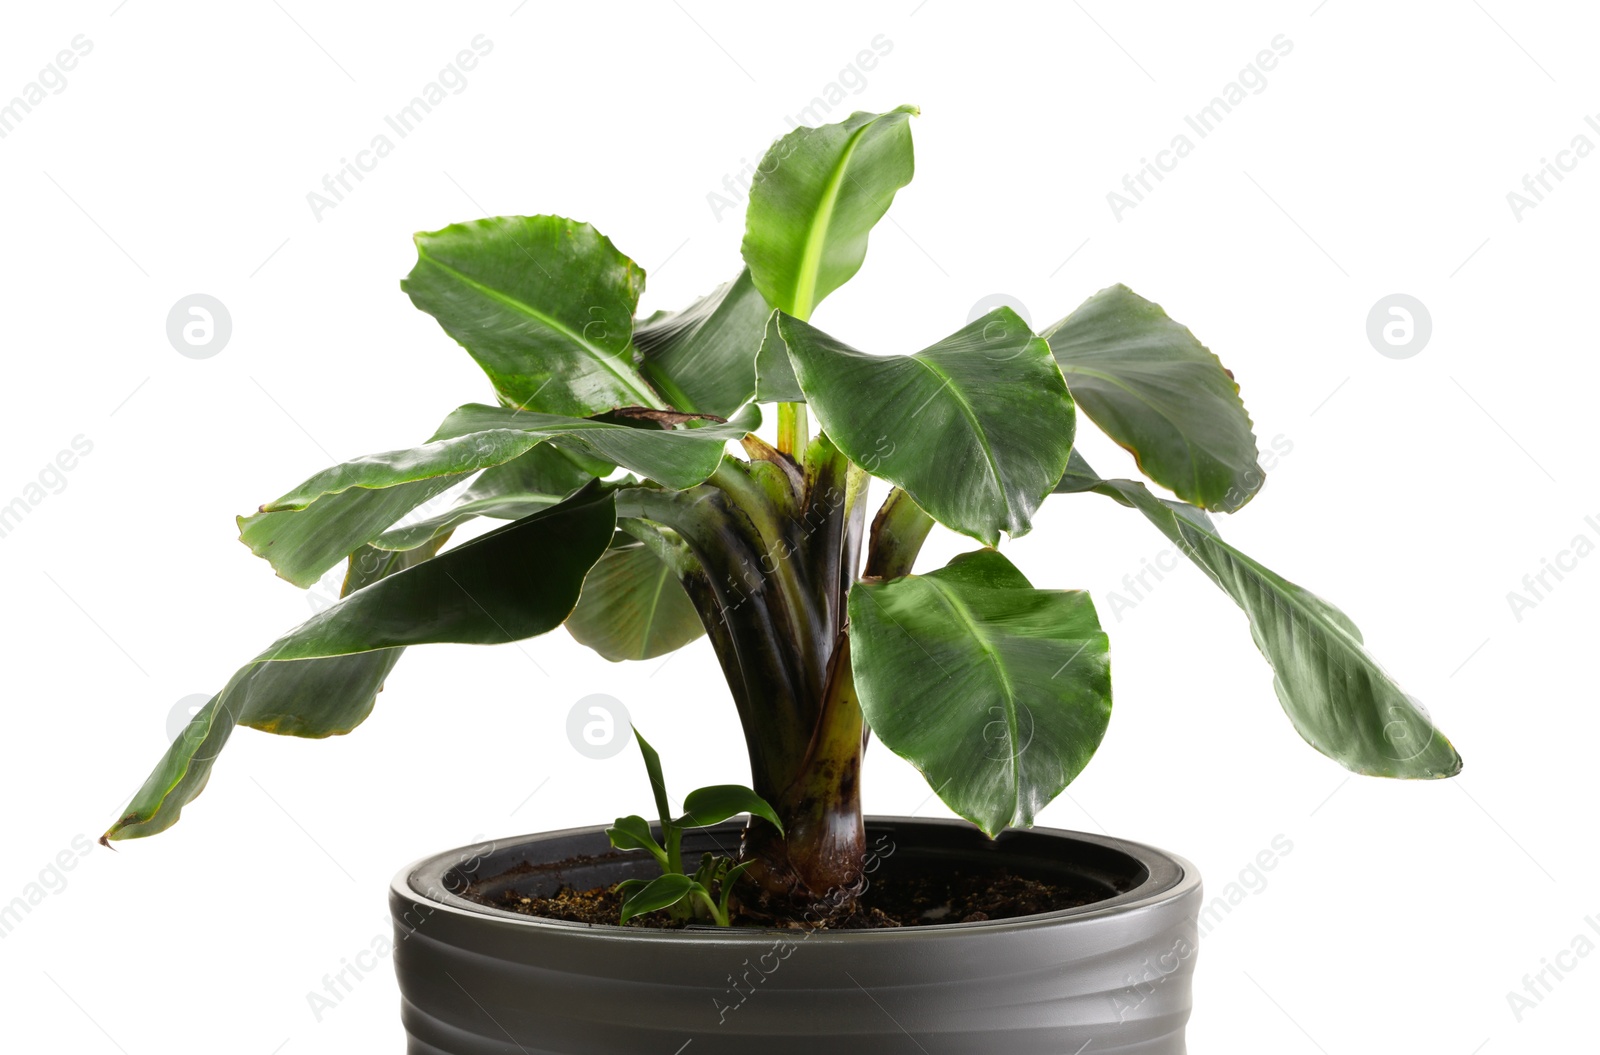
[920,575,1021,809]
[790,120,876,319]
[416,246,663,409]
[906,355,1013,532]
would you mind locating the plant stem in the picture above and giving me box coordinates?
[743,630,866,908]
[615,447,886,918]
[776,402,808,462]
[864,486,935,580]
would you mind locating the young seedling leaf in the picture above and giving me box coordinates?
[718,860,757,918]
[618,873,697,924]
[606,815,667,865]
[680,785,784,833]
[633,728,674,832]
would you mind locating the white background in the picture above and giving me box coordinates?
[1,1,1594,1051]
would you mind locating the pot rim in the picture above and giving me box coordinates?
[394,815,1198,943]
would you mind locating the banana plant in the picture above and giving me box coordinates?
[105,105,1461,922]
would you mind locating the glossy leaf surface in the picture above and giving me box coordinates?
[849,549,1112,836]
[243,406,755,586]
[403,215,661,414]
[618,873,698,923]
[566,539,705,662]
[773,309,1075,545]
[741,106,917,319]
[634,268,771,417]
[106,488,614,840]
[1060,453,1462,779]
[1043,285,1262,512]
[679,784,784,832]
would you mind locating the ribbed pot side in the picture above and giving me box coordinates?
[390,817,1202,1055]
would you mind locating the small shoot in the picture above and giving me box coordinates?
[605,728,782,926]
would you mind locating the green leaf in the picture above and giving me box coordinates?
[238,417,604,589]
[255,485,614,659]
[607,815,667,865]
[371,445,600,552]
[1063,454,1462,779]
[267,406,758,513]
[849,549,1112,837]
[239,477,463,589]
[754,310,802,402]
[717,860,757,916]
[242,406,757,587]
[1042,284,1263,512]
[634,268,772,417]
[105,488,615,841]
[566,539,705,662]
[402,215,663,414]
[742,106,918,319]
[633,728,673,831]
[774,309,1075,546]
[618,873,698,923]
[680,785,784,832]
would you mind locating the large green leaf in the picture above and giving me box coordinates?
[105,487,615,841]
[849,549,1112,837]
[371,445,600,552]
[242,405,757,586]
[633,268,771,417]
[770,309,1075,546]
[1042,285,1263,512]
[1060,453,1462,778]
[566,537,705,661]
[741,106,917,319]
[239,477,462,589]
[402,215,663,414]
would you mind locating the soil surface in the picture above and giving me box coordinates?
[480,865,1102,929]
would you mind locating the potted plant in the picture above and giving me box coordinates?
[105,105,1461,1054]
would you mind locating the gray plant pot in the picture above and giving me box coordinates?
[390,817,1201,1054]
